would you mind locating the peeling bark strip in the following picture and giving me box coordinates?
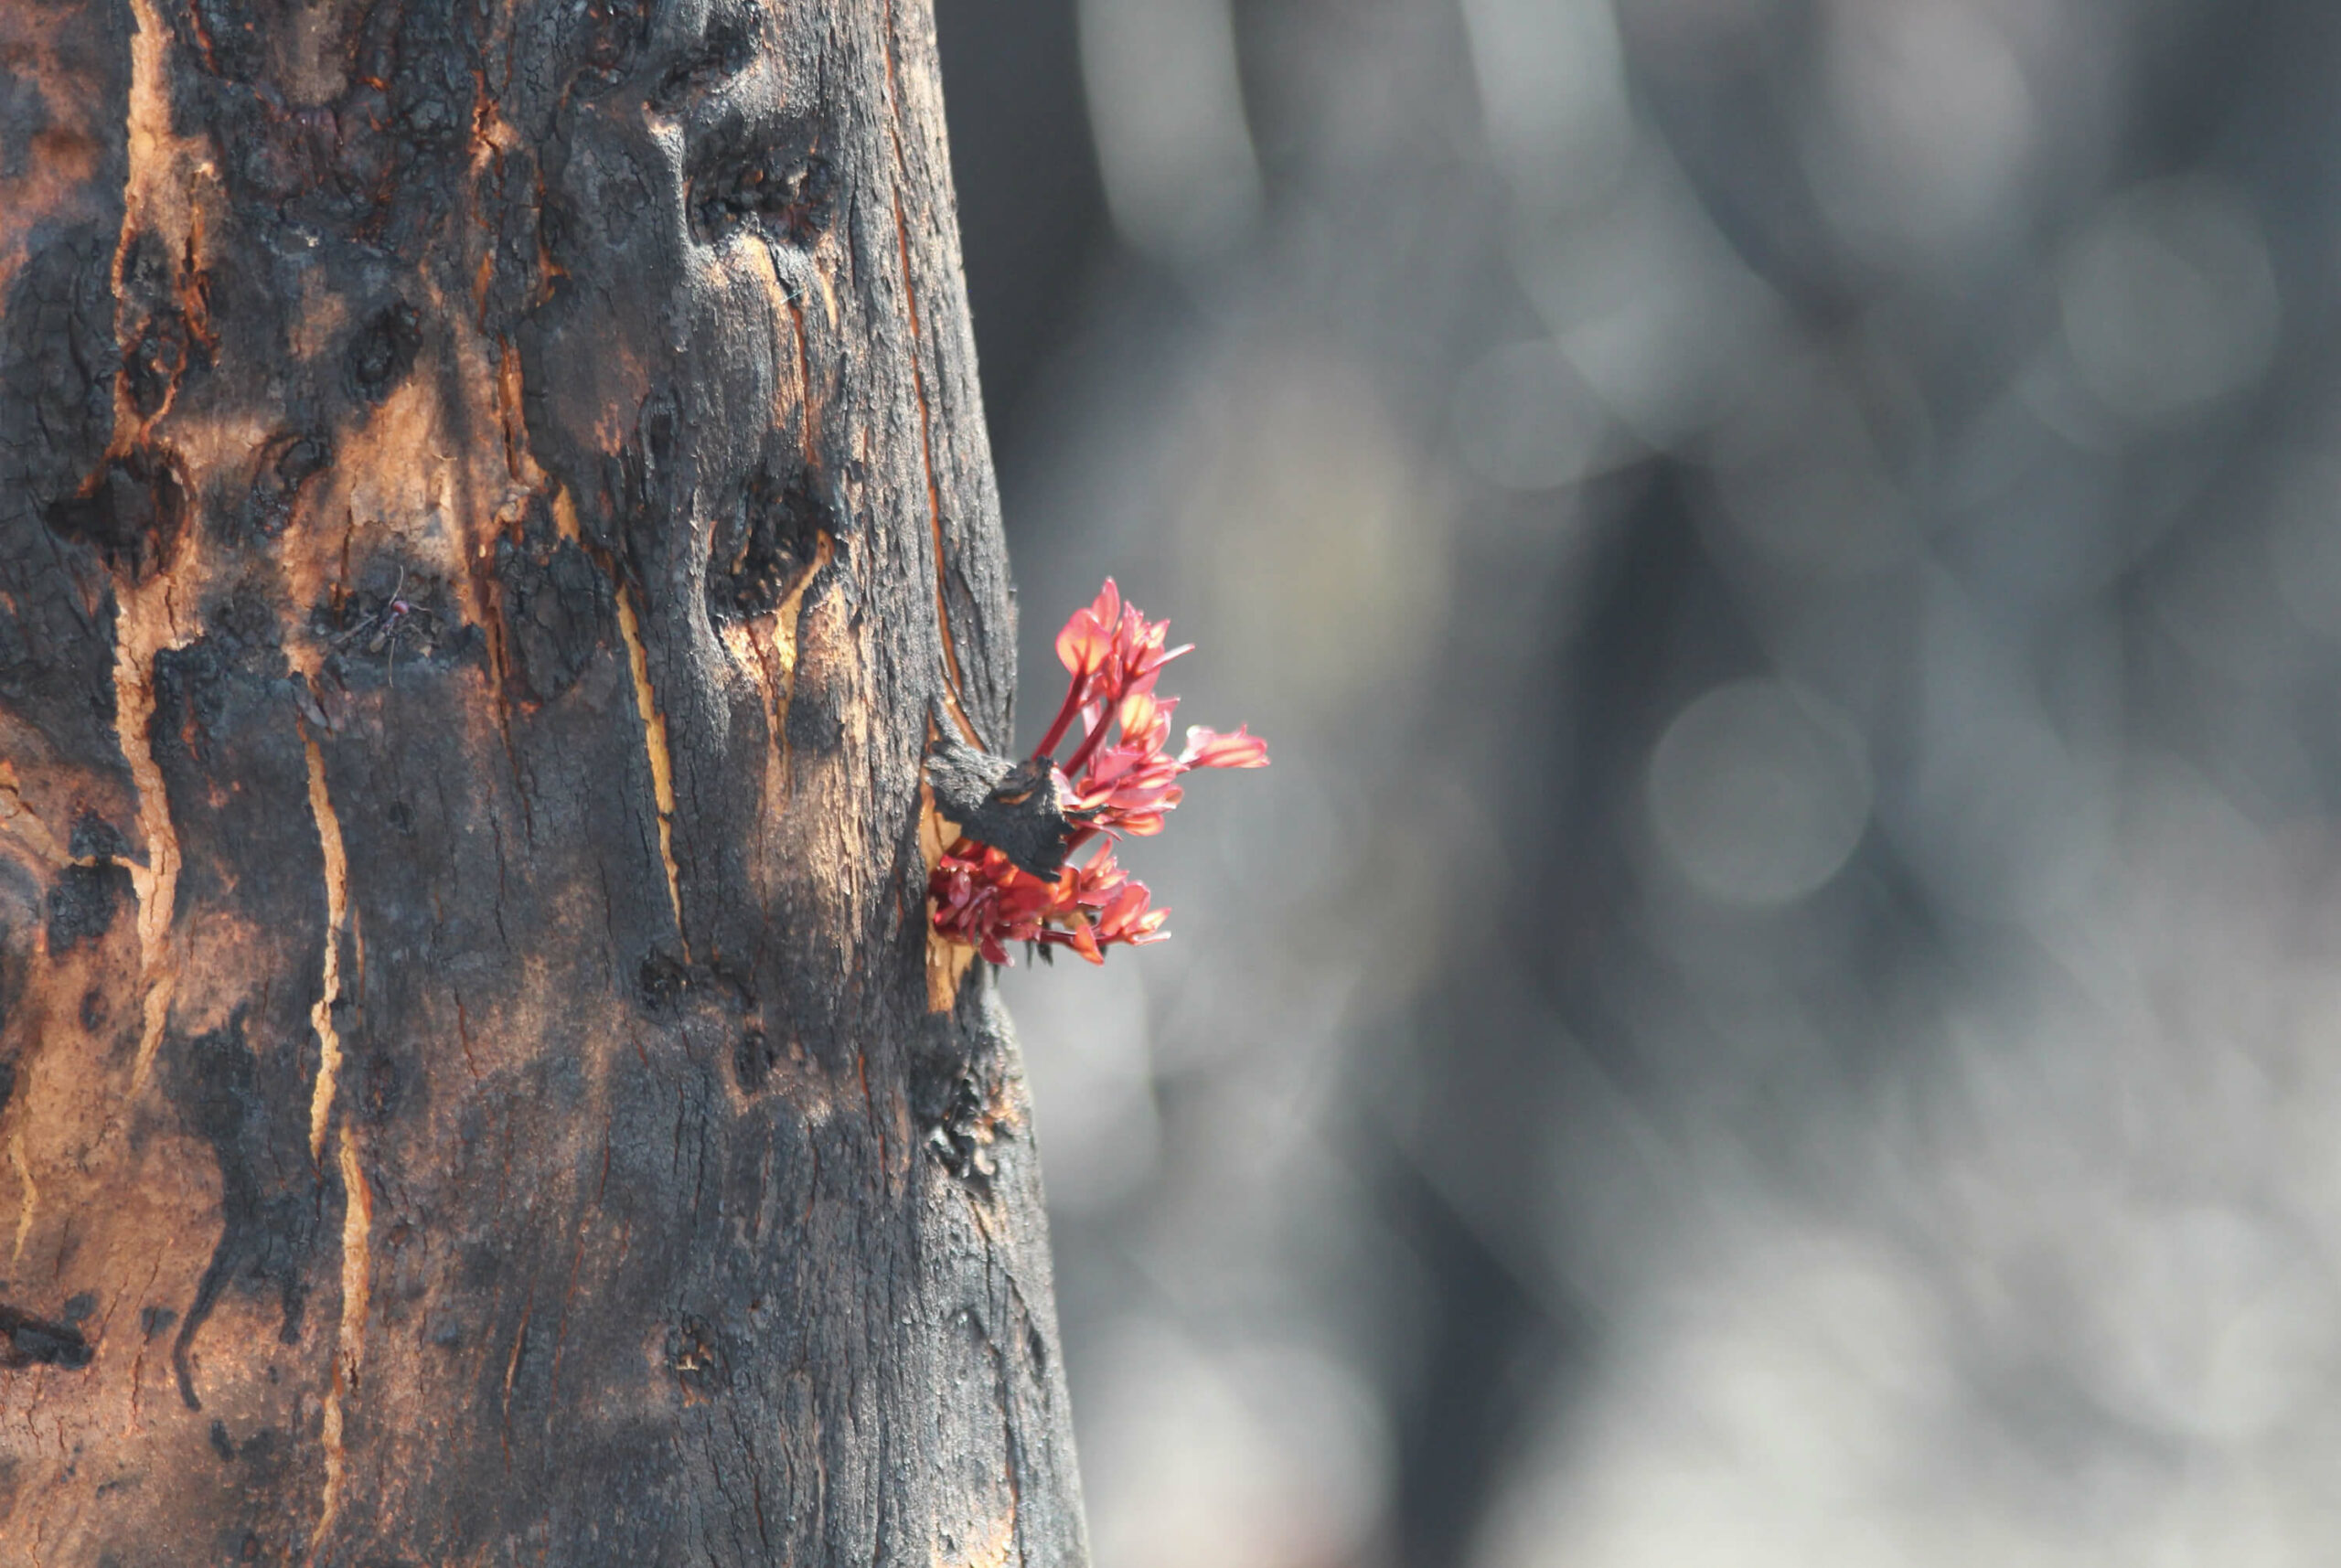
[0,0,1082,1562]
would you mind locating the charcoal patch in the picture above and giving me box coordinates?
[495,499,614,703]
[688,114,832,248]
[784,677,844,756]
[0,1303,92,1370]
[921,1072,998,1182]
[189,0,484,254]
[166,1008,324,1410]
[575,0,653,91]
[187,0,267,82]
[46,859,130,957]
[707,466,831,623]
[346,301,420,403]
[635,953,752,1016]
[241,428,331,539]
[732,1027,779,1092]
[193,581,297,686]
[0,228,129,765]
[636,952,689,1013]
[123,307,188,418]
[151,639,230,764]
[666,1315,724,1394]
[649,15,757,113]
[589,396,682,565]
[68,813,131,862]
[312,565,468,682]
[45,451,187,580]
[0,57,48,183]
[360,1046,405,1124]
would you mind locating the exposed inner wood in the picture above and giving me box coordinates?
[302,726,350,1164]
[613,579,689,958]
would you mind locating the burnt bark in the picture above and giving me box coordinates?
[0,0,1085,1562]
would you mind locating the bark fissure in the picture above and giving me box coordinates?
[114,596,185,1097]
[614,579,689,958]
[878,0,978,753]
[311,1132,372,1559]
[301,727,349,1166]
[110,0,199,1105]
[7,1133,34,1268]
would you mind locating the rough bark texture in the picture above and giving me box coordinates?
[0,0,1086,1561]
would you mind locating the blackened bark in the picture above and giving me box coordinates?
[0,0,1085,1563]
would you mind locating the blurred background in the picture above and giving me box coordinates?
[933,2,2341,1563]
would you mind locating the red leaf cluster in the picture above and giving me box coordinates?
[930,580,1268,965]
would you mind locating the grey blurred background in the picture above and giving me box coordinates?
[934,2,2341,1563]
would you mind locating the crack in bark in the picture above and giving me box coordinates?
[613,581,689,959]
[302,724,350,1165]
[453,987,483,1082]
[8,1130,35,1267]
[114,584,186,1097]
[310,1131,372,1563]
[500,1282,535,1473]
[919,781,976,1011]
[112,0,202,1109]
[879,0,979,752]
[301,714,362,1566]
[725,530,834,798]
[786,294,817,467]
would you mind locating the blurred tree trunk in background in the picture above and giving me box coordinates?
[0,0,1086,1562]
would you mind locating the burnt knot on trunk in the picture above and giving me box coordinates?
[925,737,1087,880]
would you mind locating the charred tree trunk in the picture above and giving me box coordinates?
[0,0,1085,1561]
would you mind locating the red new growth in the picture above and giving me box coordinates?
[931,579,1268,965]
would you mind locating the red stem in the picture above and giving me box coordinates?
[1058,691,1118,780]
[1033,669,1091,760]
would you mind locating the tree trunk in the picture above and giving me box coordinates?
[0,0,1086,1562]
